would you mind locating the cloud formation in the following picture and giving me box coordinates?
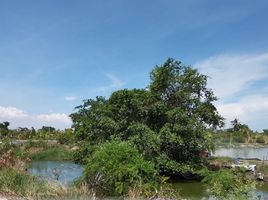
[97,73,124,92]
[196,53,268,99]
[0,106,28,119]
[64,96,77,101]
[0,106,72,129]
[195,53,268,130]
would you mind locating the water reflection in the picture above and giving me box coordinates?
[214,147,268,160]
[27,161,84,186]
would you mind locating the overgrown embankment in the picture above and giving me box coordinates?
[0,141,89,199]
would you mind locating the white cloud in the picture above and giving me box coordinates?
[97,73,124,92]
[0,106,71,129]
[217,95,268,130]
[0,106,28,118]
[36,113,71,123]
[195,53,268,130]
[196,53,268,99]
[64,96,77,101]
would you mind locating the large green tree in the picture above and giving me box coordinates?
[71,58,224,175]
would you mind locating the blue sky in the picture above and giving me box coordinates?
[0,0,268,130]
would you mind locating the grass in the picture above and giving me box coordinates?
[0,167,57,198]
[30,146,73,161]
[0,141,73,162]
[208,156,234,170]
[0,167,91,199]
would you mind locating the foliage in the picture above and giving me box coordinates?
[0,123,72,140]
[0,121,10,138]
[58,128,75,144]
[30,146,73,161]
[256,135,266,143]
[0,167,53,197]
[71,58,224,175]
[212,121,268,145]
[72,142,96,165]
[81,140,158,196]
[201,168,256,200]
[24,140,48,149]
[0,167,92,199]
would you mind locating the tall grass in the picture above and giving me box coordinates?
[0,167,56,198]
[0,167,92,199]
[30,146,73,161]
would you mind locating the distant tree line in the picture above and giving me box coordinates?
[213,118,268,144]
[0,122,73,142]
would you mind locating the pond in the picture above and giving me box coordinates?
[214,146,268,160]
[171,180,268,199]
[27,161,83,186]
[28,150,268,199]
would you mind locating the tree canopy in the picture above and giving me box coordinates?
[71,58,224,175]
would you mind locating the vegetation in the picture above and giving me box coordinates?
[201,168,256,200]
[0,124,74,142]
[1,58,267,199]
[30,146,73,161]
[213,118,268,145]
[81,140,158,197]
[0,167,56,198]
[0,167,94,199]
[71,58,224,178]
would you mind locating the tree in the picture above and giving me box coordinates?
[0,121,10,138]
[263,129,268,135]
[71,58,224,175]
[231,118,253,143]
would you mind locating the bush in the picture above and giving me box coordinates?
[58,129,75,144]
[81,140,158,196]
[201,168,256,200]
[72,142,95,164]
[25,140,48,149]
[233,135,246,143]
[256,136,266,143]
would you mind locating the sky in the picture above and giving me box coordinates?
[0,0,268,131]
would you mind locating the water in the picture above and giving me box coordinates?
[214,146,268,160]
[170,180,209,200]
[28,147,268,199]
[172,181,268,199]
[27,161,84,186]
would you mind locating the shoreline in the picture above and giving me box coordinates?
[216,143,268,148]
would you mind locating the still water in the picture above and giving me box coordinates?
[172,180,268,199]
[28,146,268,199]
[27,161,83,186]
[214,146,268,160]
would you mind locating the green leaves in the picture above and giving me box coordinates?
[71,58,224,176]
[83,140,157,196]
[201,169,257,200]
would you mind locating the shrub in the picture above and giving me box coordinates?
[81,140,158,196]
[201,168,256,200]
[58,129,75,144]
[233,135,246,143]
[25,140,48,149]
[256,136,265,143]
[72,142,95,164]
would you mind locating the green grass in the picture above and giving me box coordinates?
[30,146,73,161]
[257,164,268,174]
[0,167,56,198]
[210,156,234,163]
[0,167,91,199]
